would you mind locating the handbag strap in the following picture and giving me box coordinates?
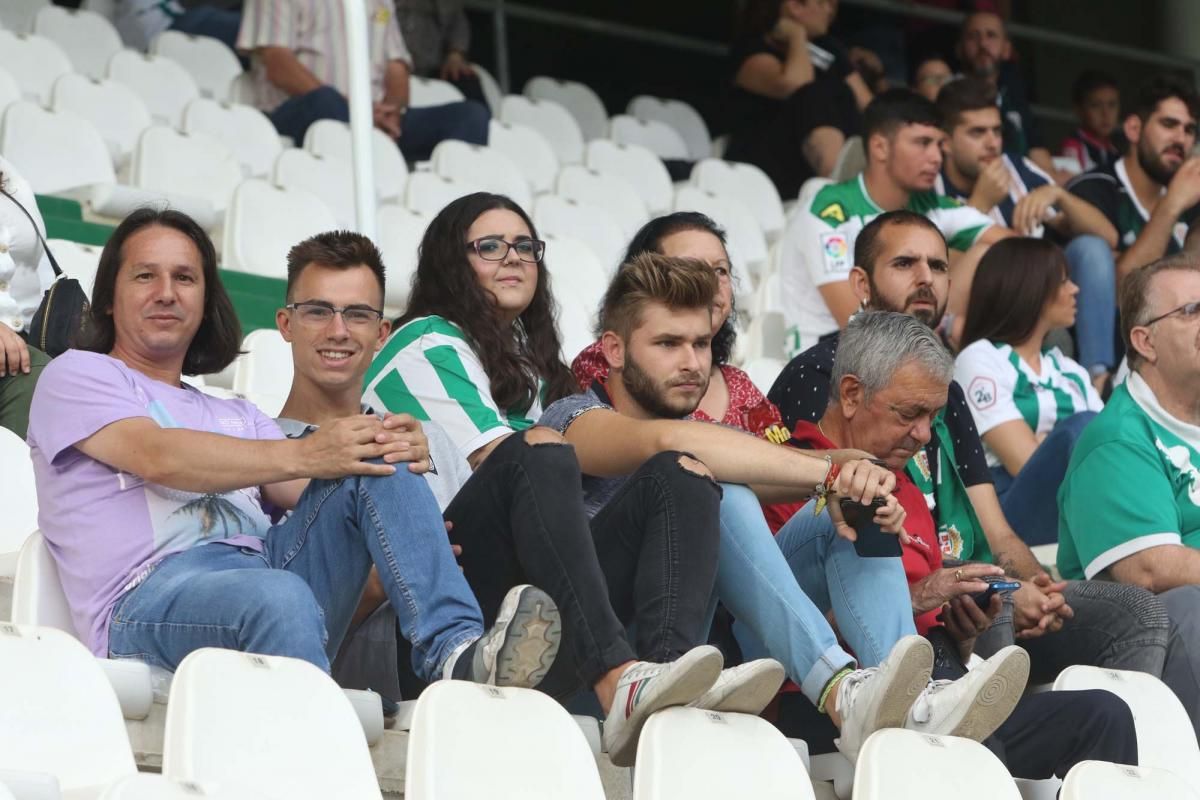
[0,189,62,278]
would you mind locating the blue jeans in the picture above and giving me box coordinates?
[1064,235,1117,374]
[717,485,915,704]
[169,7,242,56]
[107,467,483,681]
[268,86,490,162]
[993,411,1097,547]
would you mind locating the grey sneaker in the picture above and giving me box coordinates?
[603,645,724,767]
[905,645,1029,741]
[691,659,786,715]
[464,585,561,688]
[833,635,933,762]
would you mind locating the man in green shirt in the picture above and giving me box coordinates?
[1058,253,1200,734]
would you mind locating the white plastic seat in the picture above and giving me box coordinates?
[499,94,584,165]
[533,194,625,273]
[0,0,50,34]
[304,118,408,202]
[830,135,865,185]
[409,75,465,108]
[585,138,674,214]
[222,179,338,279]
[11,532,75,634]
[151,29,243,101]
[162,648,383,800]
[1053,666,1200,789]
[0,624,137,797]
[272,147,355,228]
[691,158,786,241]
[0,101,116,194]
[0,30,72,103]
[524,75,608,141]
[632,707,813,799]
[0,67,20,114]
[405,680,604,799]
[51,72,152,170]
[674,185,769,280]
[45,239,102,295]
[555,164,649,239]
[488,120,559,195]
[126,126,243,220]
[432,140,532,208]
[0,428,37,578]
[628,95,712,162]
[404,171,483,218]
[608,114,689,161]
[542,232,609,321]
[742,357,785,392]
[99,773,265,800]
[232,329,294,418]
[472,62,502,114]
[853,729,1019,799]
[184,97,283,179]
[376,204,430,310]
[107,49,200,127]
[1060,760,1200,800]
[33,6,122,81]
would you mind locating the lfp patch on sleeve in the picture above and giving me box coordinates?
[967,376,997,410]
[819,232,851,274]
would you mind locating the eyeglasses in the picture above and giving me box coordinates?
[286,301,384,327]
[467,237,546,263]
[1141,300,1200,327]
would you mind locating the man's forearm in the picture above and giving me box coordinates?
[1058,192,1118,246]
[260,47,324,97]
[136,429,305,493]
[965,483,1044,578]
[1118,204,1182,278]
[1110,545,1200,593]
[383,60,410,108]
[657,421,829,496]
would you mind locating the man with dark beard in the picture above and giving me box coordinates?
[1068,75,1200,280]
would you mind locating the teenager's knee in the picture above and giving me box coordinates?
[521,426,568,447]
[676,453,714,480]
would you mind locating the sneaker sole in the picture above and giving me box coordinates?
[867,636,935,733]
[695,660,787,715]
[608,645,724,767]
[490,586,562,688]
[942,647,1030,742]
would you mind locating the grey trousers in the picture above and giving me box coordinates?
[1161,585,1200,738]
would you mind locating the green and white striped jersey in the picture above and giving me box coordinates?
[780,173,994,357]
[363,315,543,460]
[954,340,1103,468]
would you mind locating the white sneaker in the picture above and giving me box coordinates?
[833,635,933,762]
[463,585,561,687]
[905,645,1029,741]
[691,659,786,714]
[604,644,723,766]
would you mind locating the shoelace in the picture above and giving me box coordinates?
[834,666,878,718]
[906,679,950,723]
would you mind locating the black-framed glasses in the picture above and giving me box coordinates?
[1141,300,1200,328]
[286,301,384,327]
[467,236,545,263]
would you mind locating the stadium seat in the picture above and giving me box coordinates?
[542,232,609,318]
[585,138,674,215]
[409,75,465,108]
[232,329,294,418]
[222,179,338,279]
[405,680,605,800]
[853,729,1019,799]
[0,101,116,195]
[556,164,649,239]
[431,140,532,208]
[690,158,787,242]
[99,773,266,800]
[10,531,74,634]
[404,170,483,218]
[0,68,19,114]
[0,428,36,578]
[51,72,152,171]
[0,624,138,796]
[472,62,503,114]
[533,193,626,273]
[0,0,50,34]
[499,94,585,165]
[304,118,408,202]
[1060,760,1200,800]
[107,49,201,127]
[273,147,355,228]
[151,29,243,101]
[632,707,813,799]
[830,135,865,185]
[674,185,769,281]
[45,238,102,295]
[608,114,690,161]
[742,356,786,391]
[555,282,597,366]
[628,95,713,162]
[524,75,608,141]
[375,204,431,310]
[183,98,283,179]
[488,119,560,195]
[1053,666,1200,790]
[0,30,72,104]
[33,6,123,81]
[162,648,383,800]
[114,126,243,227]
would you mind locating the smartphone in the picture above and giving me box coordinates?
[839,497,901,558]
[970,576,1021,609]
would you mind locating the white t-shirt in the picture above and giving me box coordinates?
[0,155,54,333]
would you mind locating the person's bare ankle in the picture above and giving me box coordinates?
[594,661,636,714]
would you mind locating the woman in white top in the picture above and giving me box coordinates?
[955,237,1103,546]
[0,156,53,437]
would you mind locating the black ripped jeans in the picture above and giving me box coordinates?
[444,432,722,698]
